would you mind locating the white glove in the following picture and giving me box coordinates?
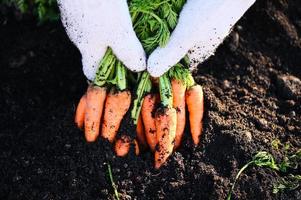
[147,0,256,77]
[58,0,146,80]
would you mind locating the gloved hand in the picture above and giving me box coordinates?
[58,0,146,80]
[147,0,256,77]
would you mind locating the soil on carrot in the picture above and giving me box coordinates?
[0,0,300,199]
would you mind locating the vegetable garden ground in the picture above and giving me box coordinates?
[0,0,300,199]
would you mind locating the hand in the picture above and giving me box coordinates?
[58,0,146,80]
[147,0,256,77]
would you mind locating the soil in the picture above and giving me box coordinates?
[0,0,301,199]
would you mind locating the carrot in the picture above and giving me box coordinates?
[84,85,107,142]
[115,135,139,157]
[154,107,177,169]
[101,90,131,142]
[171,79,186,150]
[134,139,140,155]
[136,115,147,148]
[141,94,158,151]
[75,94,87,129]
[186,85,204,145]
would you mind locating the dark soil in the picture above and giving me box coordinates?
[1,0,300,199]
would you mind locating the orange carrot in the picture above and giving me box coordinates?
[101,90,131,142]
[134,139,140,155]
[136,115,147,148]
[84,85,107,142]
[115,135,139,157]
[154,107,177,169]
[75,94,87,129]
[171,79,187,150]
[141,94,158,151]
[186,85,204,145]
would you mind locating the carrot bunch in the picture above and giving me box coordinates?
[131,64,204,169]
[74,0,205,168]
[75,49,132,149]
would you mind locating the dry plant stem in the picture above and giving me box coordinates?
[107,164,120,200]
[227,161,253,200]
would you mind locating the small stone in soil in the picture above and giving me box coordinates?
[222,80,231,89]
[255,118,269,131]
[276,75,301,99]
[10,55,27,68]
[290,111,296,117]
[285,100,296,107]
[243,131,253,142]
[13,175,22,182]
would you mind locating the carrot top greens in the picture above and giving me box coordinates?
[130,0,188,123]
[93,0,189,124]
[130,0,186,53]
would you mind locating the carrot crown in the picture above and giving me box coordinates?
[93,48,128,91]
[168,59,195,88]
[159,74,173,108]
[106,61,128,91]
[131,72,152,125]
[93,48,116,87]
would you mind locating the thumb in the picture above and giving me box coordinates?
[147,0,219,77]
[147,0,255,77]
[147,24,195,77]
[81,45,107,81]
[110,29,146,73]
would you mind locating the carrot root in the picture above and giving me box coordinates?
[171,79,186,150]
[136,115,147,148]
[186,85,204,145]
[154,107,177,169]
[141,94,159,151]
[101,90,131,143]
[84,85,107,142]
[75,94,87,129]
[115,135,139,157]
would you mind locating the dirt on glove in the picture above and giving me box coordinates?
[0,0,300,199]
